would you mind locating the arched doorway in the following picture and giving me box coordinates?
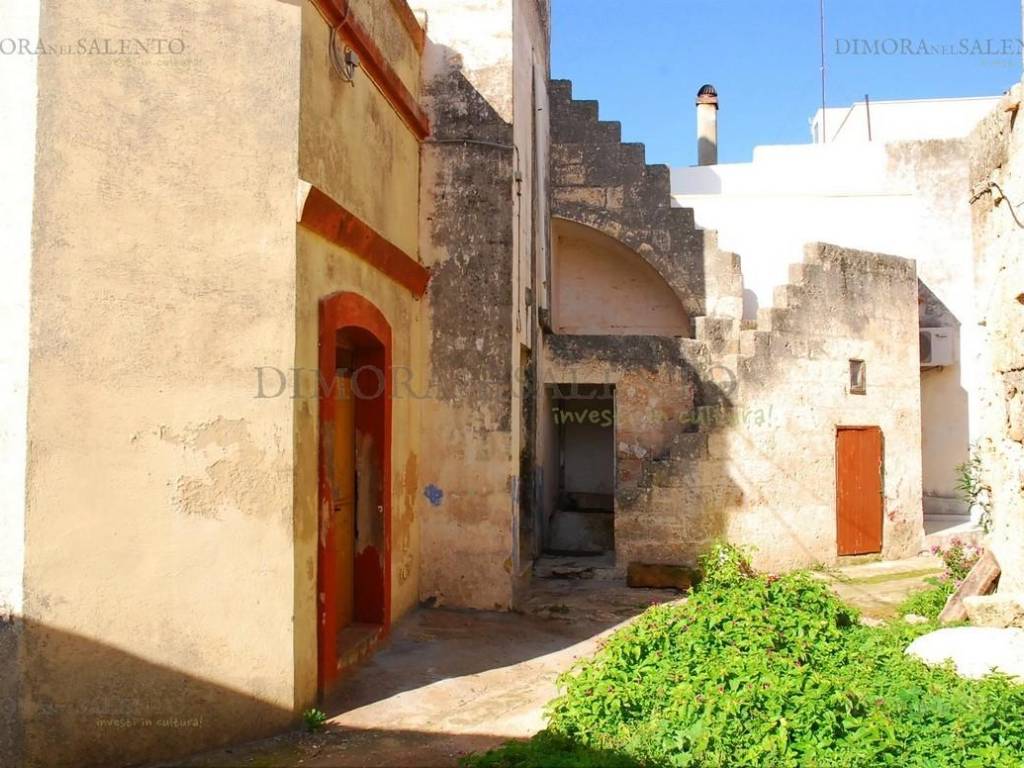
[317,292,392,693]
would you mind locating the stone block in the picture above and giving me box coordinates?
[907,627,1024,681]
[964,593,1024,628]
[939,549,1001,624]
[627,561,700,591]
[553,186,606,208]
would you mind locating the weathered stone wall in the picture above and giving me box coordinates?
[967,80,1024,593]
[545,80,922,572]
[542,336,715,569]
[543,244,923,572]
[673,136,981,522]
[723,244,924,569]
[415,0,549,608]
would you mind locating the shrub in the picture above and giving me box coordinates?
[930,538,982,584]
[467,543,1024,768]
[897,577,951,620]
[955,444,992,533]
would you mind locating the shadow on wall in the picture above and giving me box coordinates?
[918,279,970,514]
[417,38,536,609]
[420,44,516,426]
[3,618,293,768]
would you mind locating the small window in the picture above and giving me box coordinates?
[849,359,866,395]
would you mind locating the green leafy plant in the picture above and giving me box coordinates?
[302,707,328,733]
[956,443,992,533]
[466,543,1024,768]
[897,576,952,620]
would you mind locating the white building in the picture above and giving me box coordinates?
[671,93,1004,532]
[810,95,1000,144]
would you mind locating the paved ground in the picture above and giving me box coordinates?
[167,574,678,768]
[165,554,943,768]
[823,553,944,620]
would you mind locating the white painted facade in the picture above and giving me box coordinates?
[671,95,1006,523]
[810,96,1000,145]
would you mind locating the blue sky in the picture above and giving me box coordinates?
[551,0,1023,165]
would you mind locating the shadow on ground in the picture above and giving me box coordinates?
[163,577,679,768]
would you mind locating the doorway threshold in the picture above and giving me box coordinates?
[337,623,384,673]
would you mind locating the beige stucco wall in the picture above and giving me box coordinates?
[17,2,303,766]
[293,0,427,704]
[293,229,427,636]
[552,217,689,335]
[301,0,421,257]
[968,79,1024,592]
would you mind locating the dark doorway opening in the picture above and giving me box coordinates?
[546,384,615,556]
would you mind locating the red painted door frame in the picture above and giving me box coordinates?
[836,426,884,556]
[317,292,393,692]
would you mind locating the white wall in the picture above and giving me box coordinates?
[0,0,40,622]
[810,96,1000,144]
[672,136,981,519]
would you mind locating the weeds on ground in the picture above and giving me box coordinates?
[302,708,327,733]
[465,543,1024,768]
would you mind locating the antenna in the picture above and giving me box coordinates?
[865,93,872,141]
[819,0,827,142]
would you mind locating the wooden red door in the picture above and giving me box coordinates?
[836,427,883,556]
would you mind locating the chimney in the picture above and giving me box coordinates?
[696,84,718,166]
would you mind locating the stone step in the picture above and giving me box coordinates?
[788,261,823,285]
[740,329,771,358]
[756,306,787,332]
[773,283,803,310]
[620,142,646,165]
[569,99,598,122]
[591,119,622,144]
[549,78,573,101]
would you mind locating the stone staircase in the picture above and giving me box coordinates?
[549,79,745,326]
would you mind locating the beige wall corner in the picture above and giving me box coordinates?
[19,2,303,765]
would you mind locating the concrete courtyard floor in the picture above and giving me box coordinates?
[167,574,677,768]
[166,554,942,768]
